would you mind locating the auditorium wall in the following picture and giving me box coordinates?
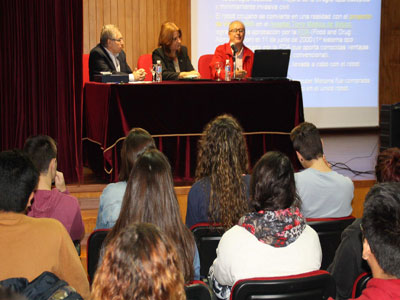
[83,0,191,71]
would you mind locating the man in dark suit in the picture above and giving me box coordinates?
[89,24,145,81]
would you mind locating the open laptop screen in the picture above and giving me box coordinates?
[251,49,291,79]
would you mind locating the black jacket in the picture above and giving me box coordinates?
[89,44,132,81]
[152,46,194,80]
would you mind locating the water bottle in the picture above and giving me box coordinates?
[224,59,231,81]
[156,60,162,82]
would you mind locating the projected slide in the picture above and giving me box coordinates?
[192,0,381,127]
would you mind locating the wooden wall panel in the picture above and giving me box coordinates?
[379,0,400,106]
[83,0,191,70]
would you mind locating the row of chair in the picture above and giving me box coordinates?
[191,216,356,278]
[86,216,367,299]
[82,53,215,84]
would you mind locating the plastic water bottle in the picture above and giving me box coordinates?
[156,60,162,82]
[224,59,231,81]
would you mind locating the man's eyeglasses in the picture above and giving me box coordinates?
[112,38,123,42]
[229,29,245,33]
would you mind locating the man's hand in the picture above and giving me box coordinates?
[235,69,247,79]
[54,171,67,192]
[133,68,146,81]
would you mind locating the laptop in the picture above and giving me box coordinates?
[249,49,291,81]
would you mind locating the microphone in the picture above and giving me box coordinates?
[230,43,238,55]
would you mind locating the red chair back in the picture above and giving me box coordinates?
[352,272,372,298]
[83,53,90,84]
[230,270,336,300]
[306,216,356,270]
[137,54,153,81]
[197,54,213,79]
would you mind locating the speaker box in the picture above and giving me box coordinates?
[380,102,400,151]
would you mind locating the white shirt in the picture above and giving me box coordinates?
[104,47,136,82]
[211,225,322,286]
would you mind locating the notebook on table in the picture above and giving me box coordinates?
[248,49,291,81]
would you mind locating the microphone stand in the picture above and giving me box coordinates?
[231,44,238,80]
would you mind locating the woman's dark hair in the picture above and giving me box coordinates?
[250,151,300,211]
[106,149,195,282]
[195,114,249,229]
[92,223,185,300]
[375,147,400,183]
[118,128,155,181]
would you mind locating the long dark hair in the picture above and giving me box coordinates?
[106,149,196,282]
[118,128,155,181]
[250,151,301,211]
[195,114,249,229]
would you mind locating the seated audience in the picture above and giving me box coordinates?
[152,21,200,80]
[209,151,322,300]
[185,114,250,229]
[89,24,146,81]
[0,150,90,299]
[23,135,84,241]
[92,223,186,300]
[290,122,354,217]
[209,20,254,80]
[103,149,200,281]
[95,128,155,229]
[330,182,400,300]
[328,147,400,300]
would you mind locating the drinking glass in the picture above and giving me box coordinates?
[149,64,156,82]
[215,62,222,81]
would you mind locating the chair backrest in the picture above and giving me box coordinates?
[87,229,110,284]
[230,270,336,300]
[352,272,372,298]
[137,54,153,81]
[197,54,214,79]
[306,216,355,270]
[83,54,90,84]
[190,223,225,278]
[185,280,213,300]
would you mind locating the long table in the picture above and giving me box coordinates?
[82,80,304,182]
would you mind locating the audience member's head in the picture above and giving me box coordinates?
[290,122,323,162]
[0,287,27,300]
[92,223,186,300]
[250,151,300,212]
[0,150,39,213]
[196,114,249,228]
[158,21,182,57]
[107,149,195,282]
[375,147,400,183]
[361,182,400,279]
[118,128,155,181]
[23,135,57,176]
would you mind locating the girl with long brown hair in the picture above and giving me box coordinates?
[95,128,155,229]
[92,223,186,300]
[186,114,250,229]
[104,148,199,282]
